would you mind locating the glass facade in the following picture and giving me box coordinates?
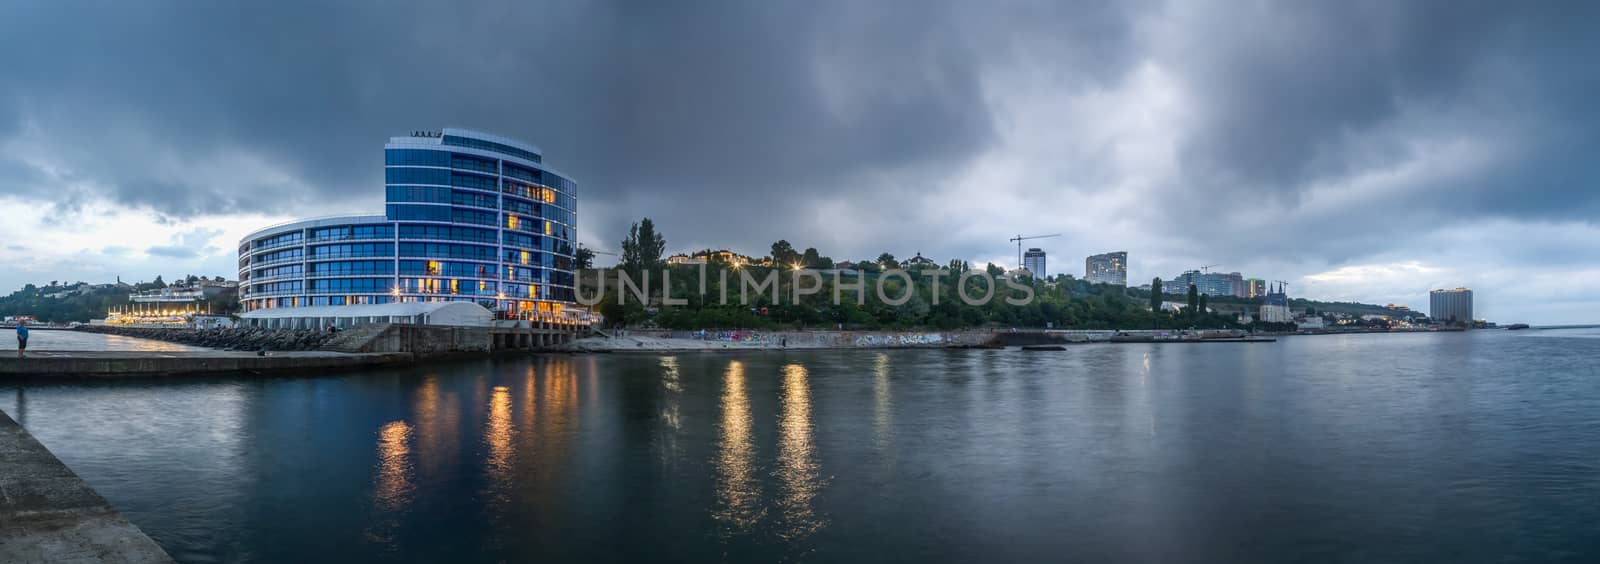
[237,128,578,317]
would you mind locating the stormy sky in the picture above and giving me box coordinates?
[2,1,1597,324]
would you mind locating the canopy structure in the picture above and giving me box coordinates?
[239,301,492,330]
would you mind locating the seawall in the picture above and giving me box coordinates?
[0,351,414,380]
[0,409,174,563]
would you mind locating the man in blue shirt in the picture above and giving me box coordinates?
[15,320,28,358]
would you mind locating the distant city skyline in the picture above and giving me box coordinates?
[2,2,1597,324]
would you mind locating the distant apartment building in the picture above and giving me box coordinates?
[1246,278,1266,298]
[1085,251,1127,286]
[1167,270,1241,297]
[1430,288,1474,325]
[667,249,755,267]
[1023,248,1047,279]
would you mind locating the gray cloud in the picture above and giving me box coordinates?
[0,0,1148,239]
[145,245,200,259]
[1,1,1598,322]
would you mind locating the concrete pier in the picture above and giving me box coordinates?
[0,351,413,379]
[0,409,174,563]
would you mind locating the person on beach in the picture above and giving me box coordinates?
[16,320,29,358]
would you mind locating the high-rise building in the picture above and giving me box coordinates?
[1085,251,1127,286]
[237,128,578,318]
[1246,278,1266,298]
[1430,288,1474,325]
[1023,248,1047,279]
[1224,272,1247,298]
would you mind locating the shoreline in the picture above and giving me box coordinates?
[0,351,415,380]
[560,326,1471,353]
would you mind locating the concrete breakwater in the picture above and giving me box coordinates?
[0,351,415,379]
[76,325,337,351]
[0,409,174,563]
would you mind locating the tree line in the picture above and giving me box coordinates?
[585,217,1292,332]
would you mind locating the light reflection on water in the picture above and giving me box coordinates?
[776,363,826,542]
[485,386,513,480]
[373,420,414,513]
[657,356,683,466]
[713,360,763,534]
[872,353,893,452]
[5,329,1600,563]
[366,420,414,547]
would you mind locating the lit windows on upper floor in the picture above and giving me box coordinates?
[443,135,541,164]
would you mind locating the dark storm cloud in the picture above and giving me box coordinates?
[1167,0,1600,219]
[0,0,1595,264]
[0,0,1149,245]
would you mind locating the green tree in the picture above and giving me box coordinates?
[1187,284,1199,313]
[620,218,666,274]
[876,253,897,268]
[771,240,800,267]
[574,247,596,269]
[1149,277,1163,312]
[1198,293,1208,313]
[800,247,821,268]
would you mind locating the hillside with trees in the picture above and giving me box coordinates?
[585,218,1307,332]
[0,275,238,323]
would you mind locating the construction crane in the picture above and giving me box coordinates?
[1008,233,1061,268]
[578,245,617,268]
[1274,280,1289,294]
[1200,264,1220,274]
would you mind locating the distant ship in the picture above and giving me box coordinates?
[1505,323,1531,330]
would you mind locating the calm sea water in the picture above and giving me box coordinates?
[0,329,206,351]
[3,329,1599,563]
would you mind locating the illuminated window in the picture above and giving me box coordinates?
[528,284,537,298]
[520,251,530,265]
[544,221,551,235]
[506,215,519,230]
[449,279,459,294]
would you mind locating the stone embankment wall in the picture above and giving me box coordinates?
[77,325,337,351]
[322,323,490,354]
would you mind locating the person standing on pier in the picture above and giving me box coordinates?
[15,320,28,358]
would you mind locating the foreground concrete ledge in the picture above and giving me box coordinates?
[0,410,174,563]
[0,351,415,380]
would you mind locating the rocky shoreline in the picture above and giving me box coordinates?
[75,325,339,351]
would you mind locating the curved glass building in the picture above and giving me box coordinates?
[238,128,577,318]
